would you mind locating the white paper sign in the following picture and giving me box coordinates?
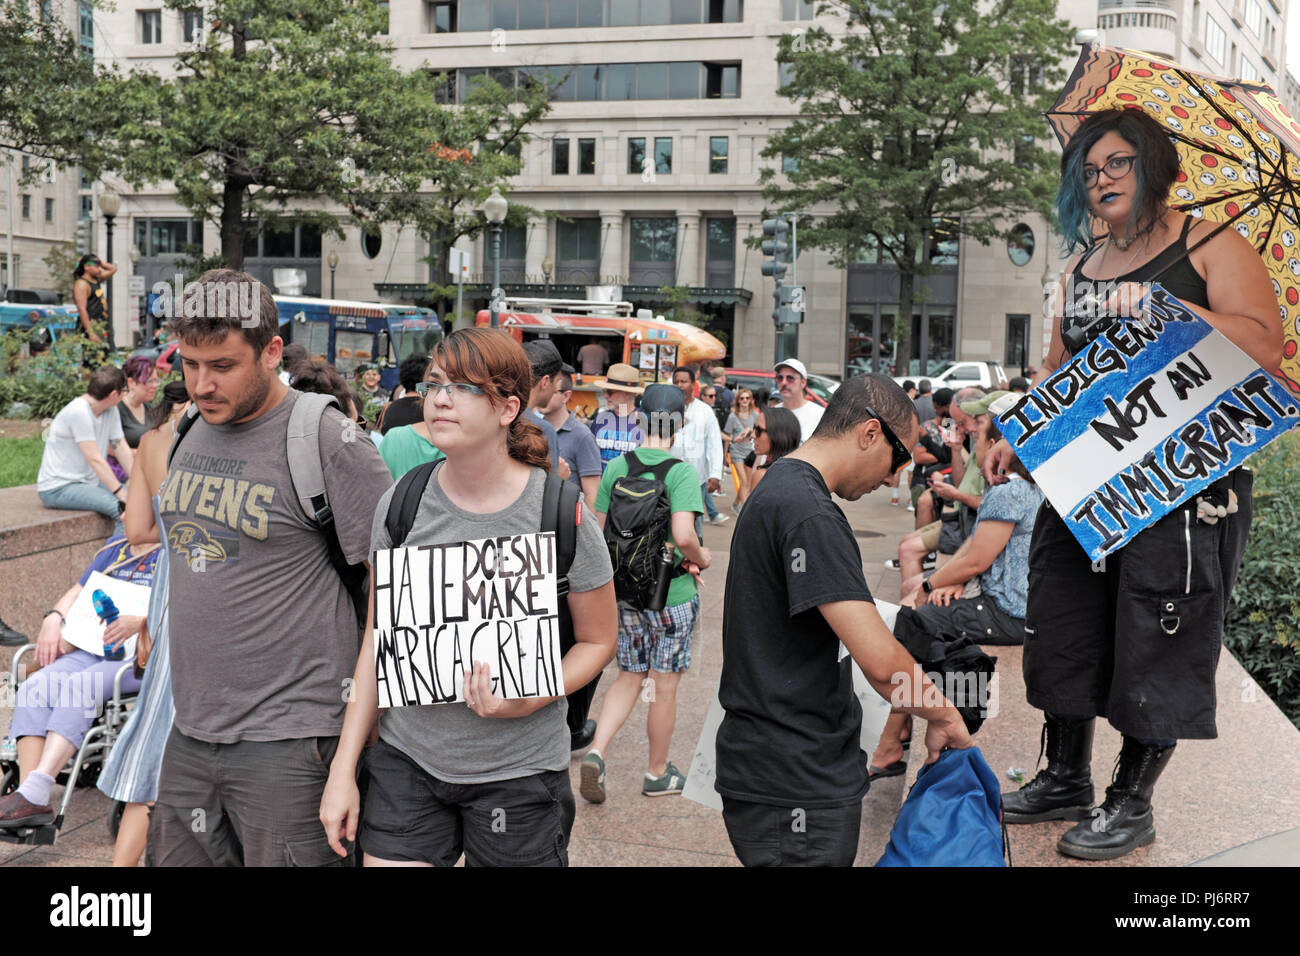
[372,533,565,707]
[62,571,150,658]
[683,601,900,810]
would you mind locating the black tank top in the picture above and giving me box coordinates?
[80,277,106,322]
[1063,217,1209,356]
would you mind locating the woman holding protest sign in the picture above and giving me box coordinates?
[987,108,1281,860]
[320,328,616,867]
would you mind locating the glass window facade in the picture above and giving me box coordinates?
[628,137,646,174]
[456,0,741,29]
[654,137,673,174]
[553,138,570,175]
[456,62,739,103]
[139,10,161,44]
[629,218,677,262]
[709,136,728,173]
[558,218,601,261]
[577,138,596,174]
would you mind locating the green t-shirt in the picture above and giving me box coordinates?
[595,447,703,608]
[379,424,444,480]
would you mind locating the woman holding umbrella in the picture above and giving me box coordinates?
[990,108,1282,860]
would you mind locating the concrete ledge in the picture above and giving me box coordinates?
[0,485,113,641]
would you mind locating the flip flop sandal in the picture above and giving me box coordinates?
[868,760,907,780]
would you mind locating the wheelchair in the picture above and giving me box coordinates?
[0,644,136,846]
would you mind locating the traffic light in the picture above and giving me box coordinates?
[760,218,788,280]
[75,218,91,253]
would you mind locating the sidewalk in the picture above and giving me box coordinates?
[4,482,1299,866]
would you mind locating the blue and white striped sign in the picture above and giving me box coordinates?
[996,285,1300,560]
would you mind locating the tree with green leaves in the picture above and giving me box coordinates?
[760,0,1075,372]
[100,0,545,277]
[0,0,103,166]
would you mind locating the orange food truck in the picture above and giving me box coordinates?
[476,297,726,417]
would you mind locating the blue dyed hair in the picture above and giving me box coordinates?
[1056,109,1181,253]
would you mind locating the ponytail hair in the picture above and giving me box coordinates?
[431,327,552,471]
[146,380,191,431]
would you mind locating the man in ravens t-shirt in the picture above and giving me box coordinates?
[717,374,972,866]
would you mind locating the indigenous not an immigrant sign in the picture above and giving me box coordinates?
[996,285,1300,561]
[372,532,565,707]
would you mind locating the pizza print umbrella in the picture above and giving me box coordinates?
[1048,44,1300,395]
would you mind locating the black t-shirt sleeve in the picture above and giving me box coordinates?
[782,511,872,617]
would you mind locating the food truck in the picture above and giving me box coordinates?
[476,297,726,417]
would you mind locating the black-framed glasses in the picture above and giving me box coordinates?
[752,424,767,436]
[1082,154,1137,188]
[415,380,486,401]
[864,405,912,472]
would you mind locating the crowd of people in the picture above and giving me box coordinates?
[0,106,1279,867]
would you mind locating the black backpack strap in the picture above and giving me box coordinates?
[384,459,441,547]
[166,403,201,467]
[541,472,580,597]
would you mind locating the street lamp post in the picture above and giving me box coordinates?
[541,255,553,297]
[327,249,338,299]
[483,186,508,328]
[98,189,122,350]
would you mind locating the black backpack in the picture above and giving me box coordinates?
[384,460,598,736]
[603,450,688,610]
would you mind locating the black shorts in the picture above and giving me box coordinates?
[721,797,861,867]
[911,595,1024,646]
[1022,469,1253,740]
[360,739,575,867]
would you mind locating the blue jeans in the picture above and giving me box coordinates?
[700,480,720,520]
[40,481,123,536]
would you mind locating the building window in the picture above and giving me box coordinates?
[629,217,677,262]
[78,0,94,55]
[1007,223,1035,266]
[557,218,601,262]
[628,137,646,174]
[781,0,814,19]
[709,136,728,173]
[552,138,570,175]
[182,8,203,43]
[577,138,596,174]
[782,154,799,174]
[432,70,457,104]
[654,137,673,174]
[927,218,959,266]
[1240,58,1261,82]
[1006,314,1030,370]
[377,1,389,34]
[20,195,31,219]
[80,195,93,220]
[1205,16,1227,66]
[1246,0,1262,35]
[705,218,735,287]
[139,10,162,44]
[45,198,54,223]
[428,1,457,32]
[361,229,382,260]
[704,62,740,98]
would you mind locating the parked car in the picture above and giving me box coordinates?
[718,367,833,407]
[891,360,1008,391]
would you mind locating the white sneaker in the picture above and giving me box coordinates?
[709,514,730,526]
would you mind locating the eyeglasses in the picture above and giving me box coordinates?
[864,405,912,472]
[415,380,486,401]
[1082,154,1137,188]
[752,425,766,436]
[775,373,801,383]
[703,392,716,398]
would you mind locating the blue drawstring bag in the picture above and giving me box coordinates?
[875,747,1007,867]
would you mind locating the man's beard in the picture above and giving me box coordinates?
[224,369,273,424]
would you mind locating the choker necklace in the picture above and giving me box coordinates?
[1110,232,1138,251]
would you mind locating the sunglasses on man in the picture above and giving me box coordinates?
[864,406,912,472]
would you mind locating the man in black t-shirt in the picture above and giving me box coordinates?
[717,374,973,867]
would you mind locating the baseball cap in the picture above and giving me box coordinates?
[959,389,1015,417]
[640,382,686,417]
[774,357,808,379]
[601,362,645,394]
[522,339,563,378]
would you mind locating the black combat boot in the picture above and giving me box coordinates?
[1057,736,1176,860]
[1002,715,1095,823]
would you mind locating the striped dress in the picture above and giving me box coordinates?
[98,495,175,804]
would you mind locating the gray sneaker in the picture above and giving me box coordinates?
[709,513,730,526]
[579,752,607,804]
[642,762,687,797]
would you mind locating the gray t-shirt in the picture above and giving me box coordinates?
[161,389,393,744]
[370,462,613,784]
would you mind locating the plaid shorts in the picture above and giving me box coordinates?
[616,595,700,674]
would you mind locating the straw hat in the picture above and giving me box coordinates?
[600,363,645,394]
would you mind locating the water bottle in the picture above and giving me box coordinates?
[93,589,125,661]
[647,543,675,612]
